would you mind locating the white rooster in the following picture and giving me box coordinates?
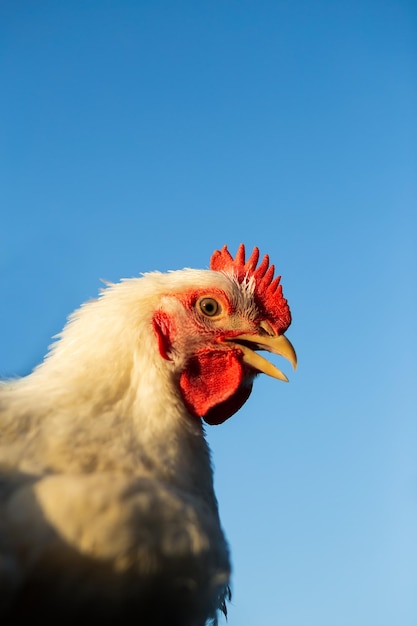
[0,244,296,625]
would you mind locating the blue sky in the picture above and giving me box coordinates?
[1,1,416,624]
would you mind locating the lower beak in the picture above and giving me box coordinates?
[223,332,297,382]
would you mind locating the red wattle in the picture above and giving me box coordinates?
[179,348,253,425]
[203,382,253,425]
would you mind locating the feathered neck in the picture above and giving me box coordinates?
[2,274,219,504]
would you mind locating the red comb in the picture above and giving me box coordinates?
[210,244,292,333]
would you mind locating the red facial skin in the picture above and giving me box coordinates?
[152,289,256,426]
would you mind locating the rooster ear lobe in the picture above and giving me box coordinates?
[152,311,174,361]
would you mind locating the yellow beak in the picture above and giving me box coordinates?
[223,331,297,382]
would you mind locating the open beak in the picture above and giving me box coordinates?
[223,330,297,382]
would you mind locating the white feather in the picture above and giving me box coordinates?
[1,268,258,623]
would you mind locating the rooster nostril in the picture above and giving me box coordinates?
[258,320,275,337]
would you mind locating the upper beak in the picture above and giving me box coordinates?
[223,329,297,382]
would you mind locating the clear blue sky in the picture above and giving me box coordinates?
[1,2,416,624]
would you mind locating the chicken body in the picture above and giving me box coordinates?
[0,246,295,624]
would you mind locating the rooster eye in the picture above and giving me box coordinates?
[198,297,221,317]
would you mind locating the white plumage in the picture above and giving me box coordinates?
[0,245,296,624]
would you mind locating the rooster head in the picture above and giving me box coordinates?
[152,244,297,426]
